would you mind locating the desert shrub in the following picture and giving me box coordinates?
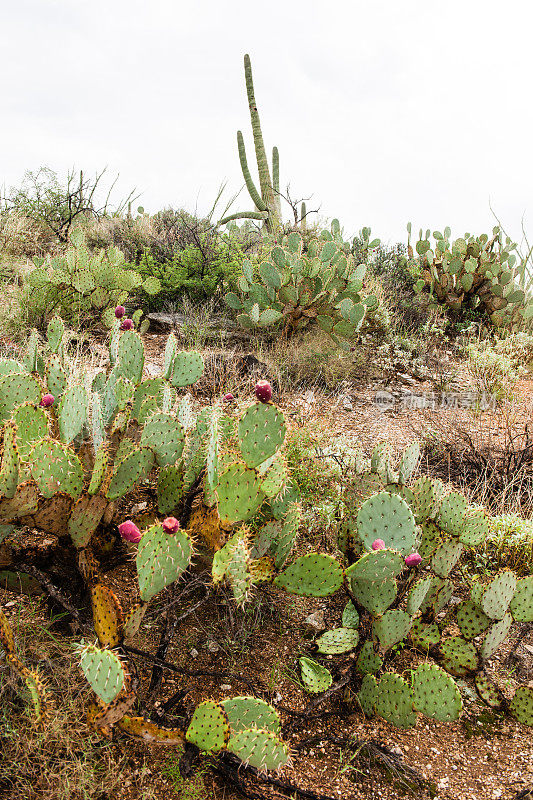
[22,230,159,328]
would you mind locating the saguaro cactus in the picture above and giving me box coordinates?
[219,54,282,233]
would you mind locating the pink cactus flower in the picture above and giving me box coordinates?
[372,539,385,551]
[118,520,142,544]
[223,392,234,402]
[162,517,180,534]
[39,394,55,408]
[120,318,134,331]
[255,380,272,403]
[114,305,126,319]
[405,553,422,567]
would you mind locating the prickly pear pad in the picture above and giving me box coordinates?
[356,491,417,556]
[316,627,359,654]
[345,549,404,582]
[299,657,333,693]
[273,553,343,597]
[221,697,281,733]
[91,584,124,648]
[227,728,289,770]
[185,700,229,752]
[79,645,125,704]
[216,463,265,524]
[510,576,533,622]
[238,402,286,468]
[374,673,416,728]
[136,524,192,602]
[456,600,491,640]
[411,663,462,722]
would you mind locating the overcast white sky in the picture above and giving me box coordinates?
[2,0,532,246]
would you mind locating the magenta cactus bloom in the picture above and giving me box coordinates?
[255,380,272,403]
[371,539,385,551]
[162,517,180,534]
[118,520,142,544]
[223,392,234,402]
[114,305,126,319]
[405,552,422,567]
[120,318,134,331]
[39,393,55,408]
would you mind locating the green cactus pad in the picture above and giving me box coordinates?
[435,491,468,536]
[273,553,343,597]
[460,508,489,546]
[45,354,66,400]
[117,331,144,384]
[410,619,441,650]
[356,491,417,556]
[411,663,462,722]
[30,439,83,499]
[418,521,442,561]
[106,447,155,500]
[342,602,360,628]
[350,577,397,615]
[316,627,359,654]
[374,673,416,728]
[157,464,185,514]
[345,549,404,582]
[474,673,502,708]
[140,411,185,467]
[79,644,125,704]
[477,569,517,620]
[509,686,533,726]
[68,494,107,549]
[299,657,333,693]
[0,423,19,499]
[0,373,41,424]
[398,441,420,484]
[373,609,412,650]
[356,640,383,675]
[169,351,204,388]
[221,697,281,733]
[0,480,40,519]
[480,613,512,661]
[357,674,377,716]
[431,539,463,578]
[226,537,251,606]
[238,403,286,469]
[510,576,533,622]
[456,600,491,640]
[227,727,289,770]
[58,385,88,444]
[216,463,265,525]
[185,700,229,752]
[406,576,434,615]
[440,637,479,677]
[136,524,192,602]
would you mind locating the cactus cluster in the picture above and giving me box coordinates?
[26,229,160,326]
[226,221,379,345]
[409,224,533,327]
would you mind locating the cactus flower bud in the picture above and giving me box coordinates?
[39,393,55,408]
[223,392,234,402]
[255,380,272,403]
[118,520,142,543]
[120,318,134,331]
[114,305,126,319]
[162,517,180,534]
[371,539,385,551]
[405,553,422,567]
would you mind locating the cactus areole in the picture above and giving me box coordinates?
[255,381,272,403]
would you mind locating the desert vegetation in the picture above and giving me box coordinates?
[0,53,532,800]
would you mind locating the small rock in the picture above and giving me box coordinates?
[302,610,326,634]
[189,648,199,659]
[207,640,220,653]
